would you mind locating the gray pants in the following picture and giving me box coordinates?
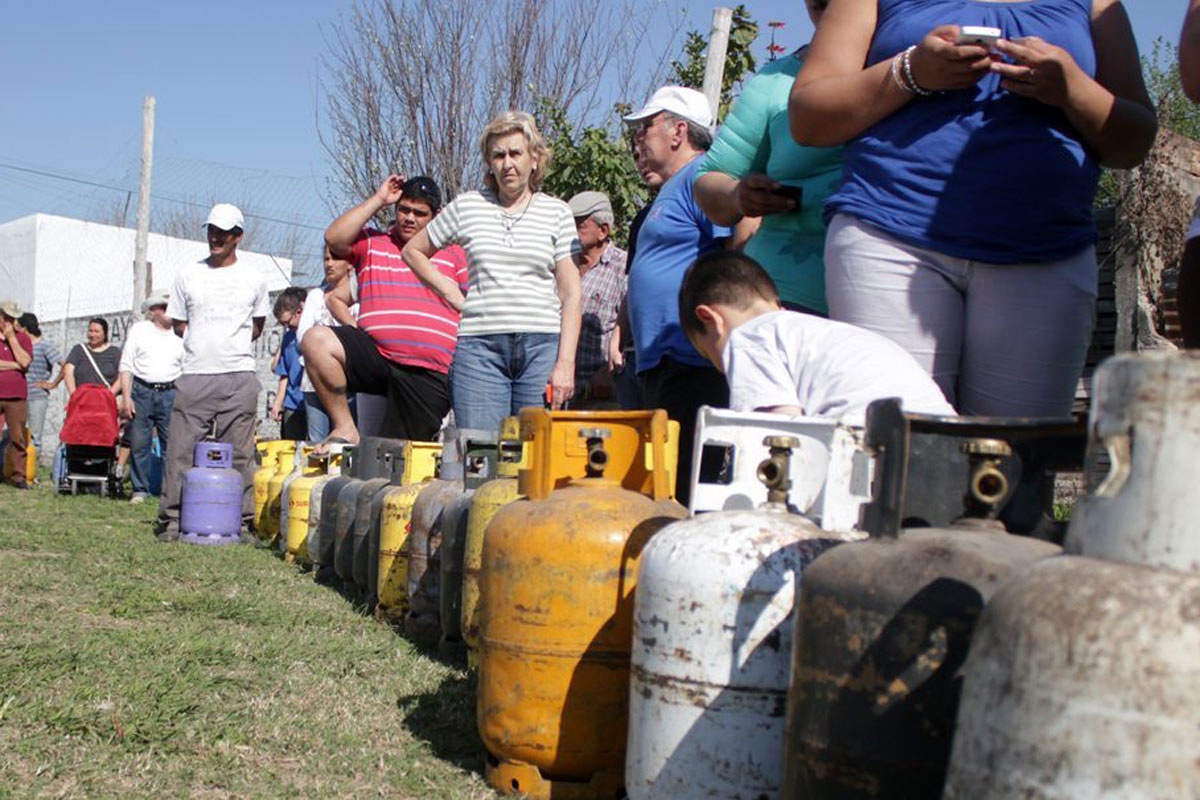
[157,372,260,532]
[824,213,1097,418]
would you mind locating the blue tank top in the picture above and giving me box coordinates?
[825,0,1099,264]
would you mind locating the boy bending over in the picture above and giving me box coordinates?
[679,251,955,423]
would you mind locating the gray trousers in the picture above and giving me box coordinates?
[158,372,260,531]
[824,213,1097,418]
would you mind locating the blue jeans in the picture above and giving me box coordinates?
[304,391,330,442]
[26,394,48,449]
[130,381,175,495]
[451,333,559,432]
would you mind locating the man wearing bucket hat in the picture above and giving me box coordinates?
[622,86,738,503]
[567,191,627,407]
[156,204,270,541]
[119,293,184,504]
[0,299,33,489]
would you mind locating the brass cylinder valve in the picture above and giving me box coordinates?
[579,427,612,477]
[757,435,800,506]
[961,438,1013,515]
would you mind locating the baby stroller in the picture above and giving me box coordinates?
[56,383,124,497]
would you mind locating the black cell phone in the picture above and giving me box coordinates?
[773,184,803,206]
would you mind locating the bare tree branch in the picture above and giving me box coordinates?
[318,0,683,211]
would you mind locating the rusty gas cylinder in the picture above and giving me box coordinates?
[403,429,495,641]
[461,417,525,665]
[478,409,686,799]
[781,399,1069,800]
[627,436,866,800]
[311,448,358,584]
[438,432,500,657]
[374,440,441,623]
[944,352,1200,799]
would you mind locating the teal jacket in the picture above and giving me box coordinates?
[697,50,844,312]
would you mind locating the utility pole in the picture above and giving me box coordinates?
[132,95,156,316]
[702,7,733,124]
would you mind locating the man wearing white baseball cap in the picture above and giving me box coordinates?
[621,86,742,504]
[156,204,270,541]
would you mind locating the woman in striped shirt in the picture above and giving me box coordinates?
[404,111,582,432]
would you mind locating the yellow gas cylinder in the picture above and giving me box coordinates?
[478,409,686,798]
[253,440,291,533]
[25,429,36,485]
[285,446,345,565]
[462,417,526,665]
[375,440,441,622]
[262,443,298,544]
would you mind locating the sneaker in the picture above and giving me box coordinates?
[129,493,148,505]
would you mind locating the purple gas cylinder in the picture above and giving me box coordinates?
[181,442,244,545]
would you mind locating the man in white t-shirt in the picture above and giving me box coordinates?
[679,250,955,424]
[156,203,271,542]
[119,294,184,505]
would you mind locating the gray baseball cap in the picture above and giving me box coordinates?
[568,191,613,220]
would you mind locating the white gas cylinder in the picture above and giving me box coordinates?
[628,436,865,800]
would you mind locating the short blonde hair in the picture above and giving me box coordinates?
[479,110,552,193]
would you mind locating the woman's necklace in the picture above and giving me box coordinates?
[499,193,534,248]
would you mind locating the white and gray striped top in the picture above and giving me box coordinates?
[425,189,580,336]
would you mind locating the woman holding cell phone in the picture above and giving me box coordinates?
[789,0,1156,418]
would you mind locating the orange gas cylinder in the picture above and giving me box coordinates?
[25,429,36,485]
[478,409,686,798]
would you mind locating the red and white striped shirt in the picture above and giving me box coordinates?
[349,227,468,374]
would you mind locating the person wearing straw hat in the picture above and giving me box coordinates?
[119,294,184,505]
[0,299,33,489]
[156,204,270,541]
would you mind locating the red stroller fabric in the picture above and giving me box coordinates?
[60,384,119,448]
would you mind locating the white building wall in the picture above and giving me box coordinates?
[0,212,300,464]
[35,310,288,464]
[21,213,293,322]
[0,215,38,310]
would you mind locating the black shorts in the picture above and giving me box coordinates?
[331,325,449,441]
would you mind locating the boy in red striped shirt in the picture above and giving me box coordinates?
[306,175,467,444]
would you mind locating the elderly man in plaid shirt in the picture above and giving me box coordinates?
[567,192,628,408]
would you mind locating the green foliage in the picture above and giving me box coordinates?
[1097,37,1200,207]
[668,4,760,123]
[1145,38,1200,139]
[537,97,646,248]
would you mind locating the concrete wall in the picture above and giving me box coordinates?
[0,213,294,322]
[34,309,287,463]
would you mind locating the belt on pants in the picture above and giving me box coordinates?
[134,376,176,391]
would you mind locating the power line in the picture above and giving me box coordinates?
[0,160,327,231]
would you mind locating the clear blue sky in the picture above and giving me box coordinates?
[0,0,1187,280]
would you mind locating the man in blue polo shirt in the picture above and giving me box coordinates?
[623,86,736,503]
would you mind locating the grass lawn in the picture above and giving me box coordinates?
[0,482,496,799]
